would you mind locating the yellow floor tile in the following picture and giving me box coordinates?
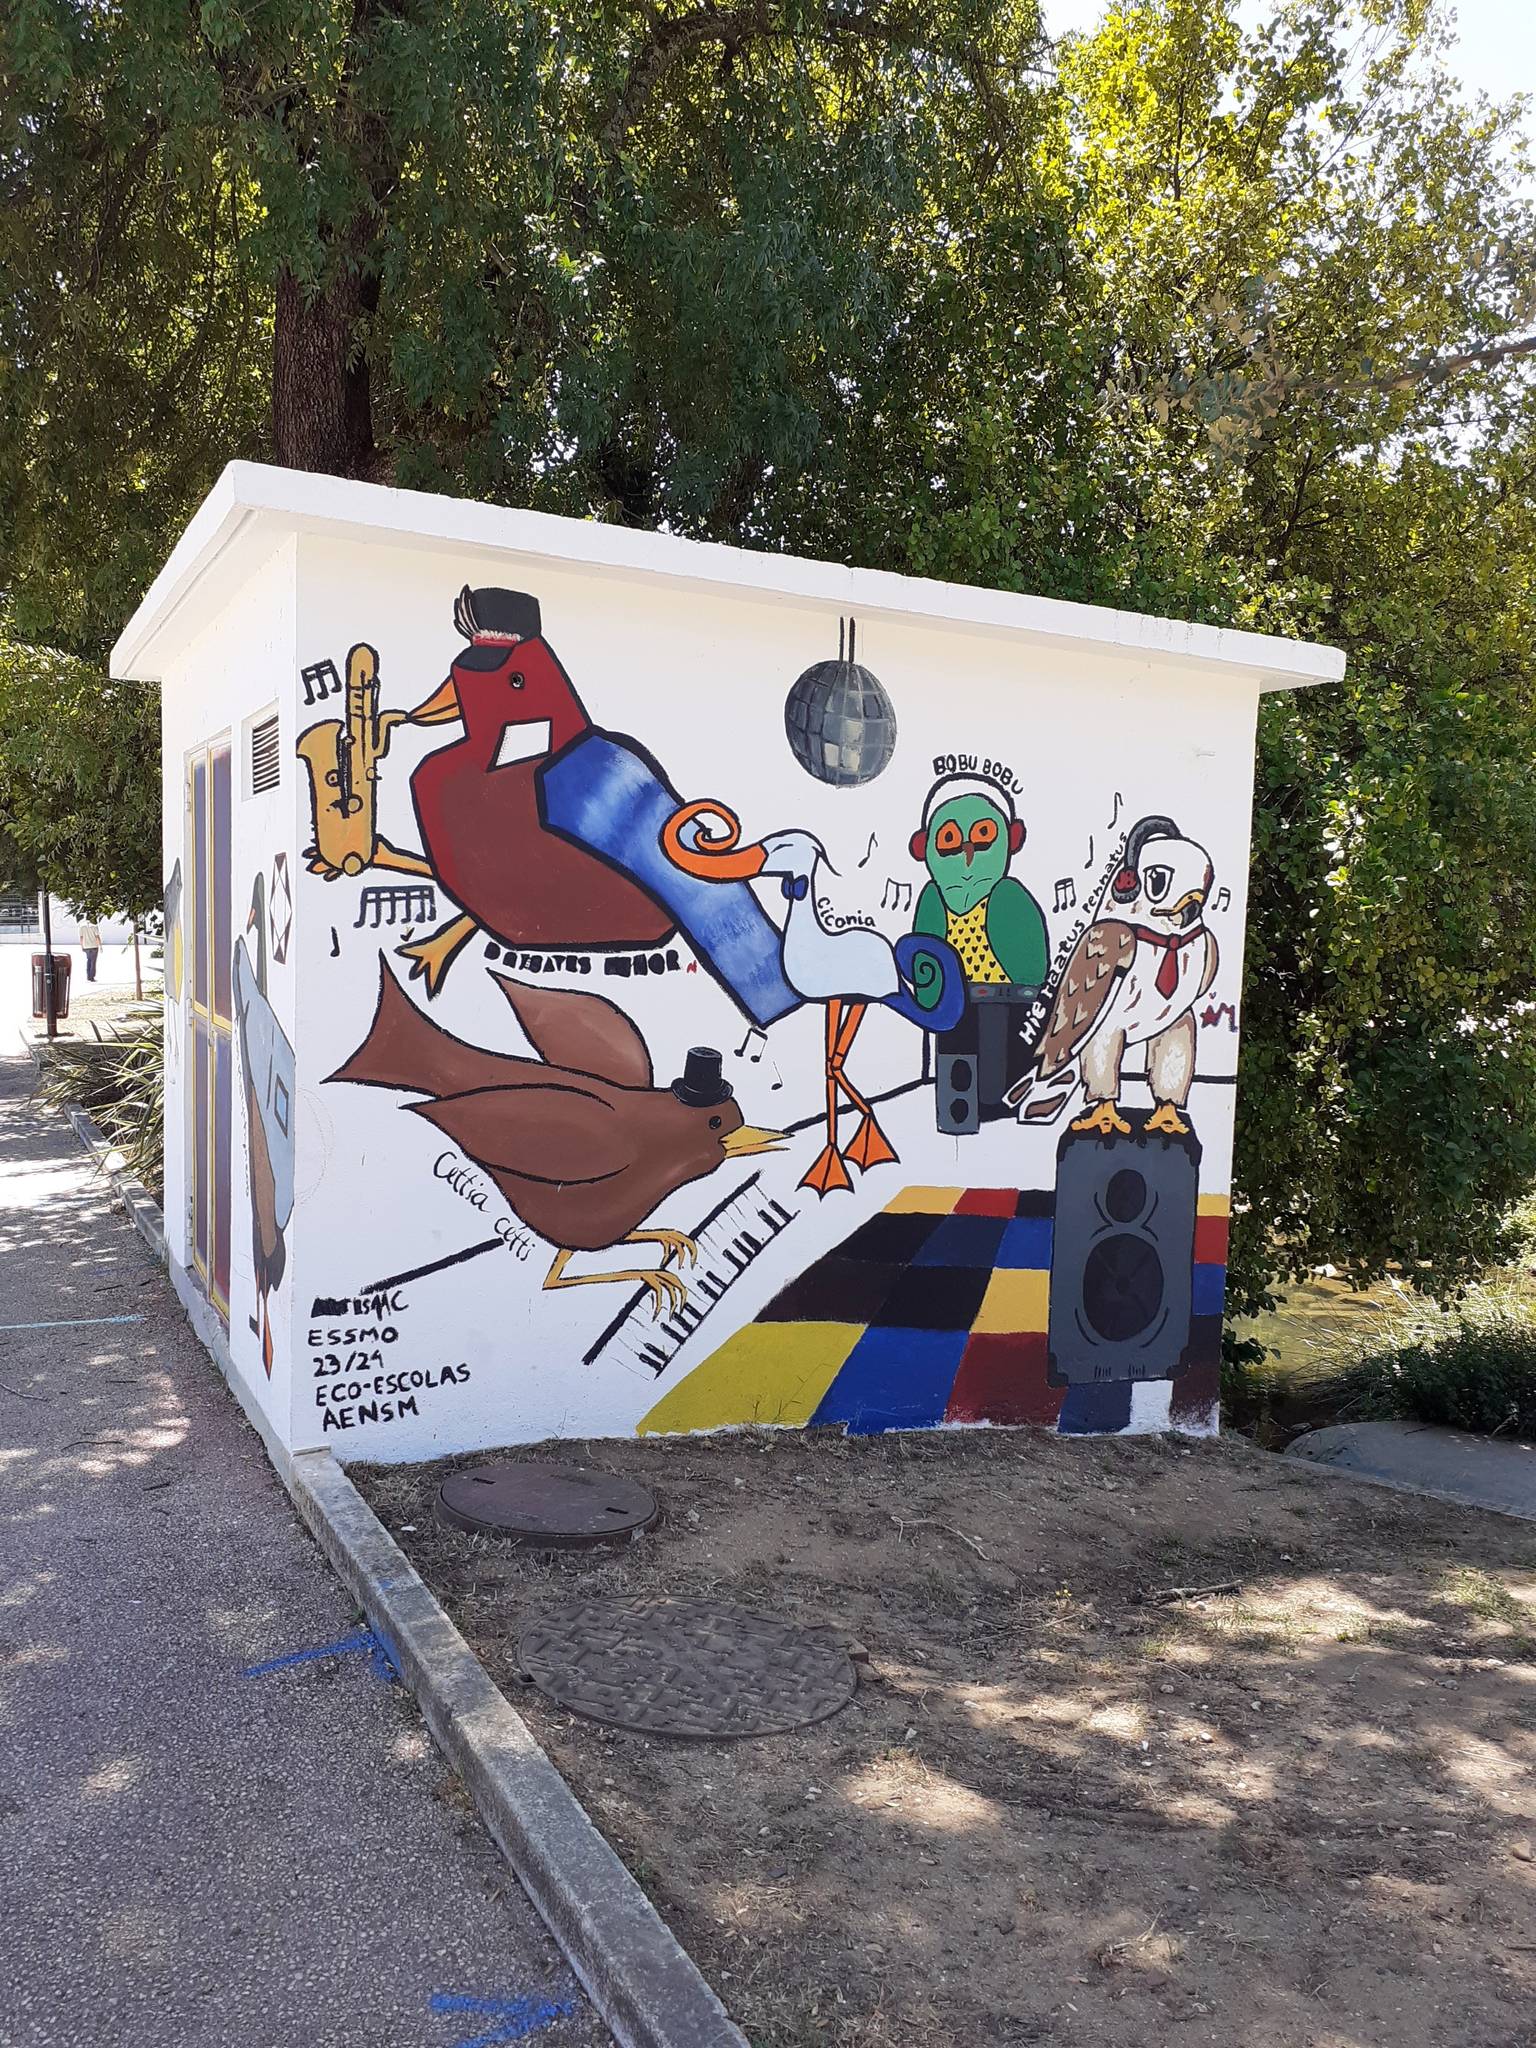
[973,1266,1050,1334]
[882,1186,964,1215]
[638,1321,865,1436]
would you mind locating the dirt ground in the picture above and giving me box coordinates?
[355,1429,1536,2048]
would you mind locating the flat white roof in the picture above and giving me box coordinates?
[112,461,1345,693]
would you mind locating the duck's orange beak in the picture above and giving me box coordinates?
[662,800,767,881]
[408,676,462,726]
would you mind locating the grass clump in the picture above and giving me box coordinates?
[1329,1283,1536,1442]
[33,1016,164,1199]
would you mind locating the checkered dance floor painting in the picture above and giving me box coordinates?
[640,1184,1229,1439]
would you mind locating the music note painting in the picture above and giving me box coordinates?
[286,596,1244,1452]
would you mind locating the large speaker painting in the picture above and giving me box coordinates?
[1048,1112,1200,1385]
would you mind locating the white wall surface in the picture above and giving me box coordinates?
[253,531,1258,1461]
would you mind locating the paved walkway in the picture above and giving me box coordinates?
[0,1048,607,2048]
[1287,1417,1536,1521]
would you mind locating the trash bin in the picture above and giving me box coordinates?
[31,951,71,1020]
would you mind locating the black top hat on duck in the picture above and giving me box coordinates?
[671,1047,734,1108]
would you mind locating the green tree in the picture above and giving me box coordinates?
[6,0,1536,1322]
[0,634,160,922]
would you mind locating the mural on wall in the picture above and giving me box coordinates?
[911,774,1047,987]
[638,1176,1226,1439]
[278,571,1251,1452]
[330,964,784,1317]
[659,801,965,1194]
[268,852,293,966]
[298,589,676,997]
[233,872,296,1375]
[298,642,410,881]
[782,618,897,787]
[1011,814,1218,1138]
[163,858,184,1004]
[911,771,1050,1134]
[538,735,798,1027]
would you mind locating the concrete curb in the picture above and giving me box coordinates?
[290,1453,748,2048]
[24,1039,748,2048]
[62,1102,168,1266]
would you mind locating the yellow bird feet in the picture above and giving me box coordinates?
[843,1113,898,1171]
[543,1248,688,1321]
[397,912,478,996]
[1145,1100,1191,1137]
[631,1268,690,1319]
[627,1229,700,1271]
[1071,1098,1132,1138]
[800,1142,855,1196]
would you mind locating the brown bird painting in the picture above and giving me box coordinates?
[329,965,783,1315]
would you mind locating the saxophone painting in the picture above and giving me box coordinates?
[297,644,411,880]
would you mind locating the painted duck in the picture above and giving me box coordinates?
[397,586,674,990]
[662,803,965,1194]
[233,873,296,1375]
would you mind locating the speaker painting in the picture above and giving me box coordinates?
[1048,1111,1201,1385]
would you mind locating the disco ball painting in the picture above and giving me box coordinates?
[783,619,897,787]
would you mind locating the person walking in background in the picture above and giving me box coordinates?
[78,918,101,981]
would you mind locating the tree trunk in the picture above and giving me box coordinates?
[272,256,381,479]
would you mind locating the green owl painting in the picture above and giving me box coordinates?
[909,775,1049,987]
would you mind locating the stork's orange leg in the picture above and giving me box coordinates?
[827,1002,899,1172]
[800,1000,854,1195]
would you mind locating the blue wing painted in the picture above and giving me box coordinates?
[538,732,800,1028]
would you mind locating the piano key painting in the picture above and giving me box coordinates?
[582,1174,798,1378]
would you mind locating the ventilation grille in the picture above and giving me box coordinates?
[249,714,281,794]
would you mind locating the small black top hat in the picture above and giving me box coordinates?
[671,1047,734,1109]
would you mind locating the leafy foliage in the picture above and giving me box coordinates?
[1327,1283,1536,1441]
[0,634,160,921]
[5,0,1536,1315]
[32,1017,166,1200]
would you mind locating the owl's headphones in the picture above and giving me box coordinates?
[910,774,1026,862]
[1111,814,1181,903]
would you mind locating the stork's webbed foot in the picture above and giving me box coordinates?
[1070,1098,1132,1137]
[398,912,478,996]
[843,1114,897,1172]
[800,1143,854,1196]
[1145,1100,1191,1137]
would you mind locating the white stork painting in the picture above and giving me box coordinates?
[233,872,296,1376]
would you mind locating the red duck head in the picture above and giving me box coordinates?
[408,586,592,768]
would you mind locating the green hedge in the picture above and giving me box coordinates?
[1334,1291,1536,1442]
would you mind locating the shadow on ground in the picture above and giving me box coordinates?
[360,1427,1536,2048]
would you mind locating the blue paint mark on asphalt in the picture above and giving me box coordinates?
[430,1990,577,2047]
[241,1626,400,1682]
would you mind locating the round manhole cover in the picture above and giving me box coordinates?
[517,1596,858,1739]
[437,1462,659,1547]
